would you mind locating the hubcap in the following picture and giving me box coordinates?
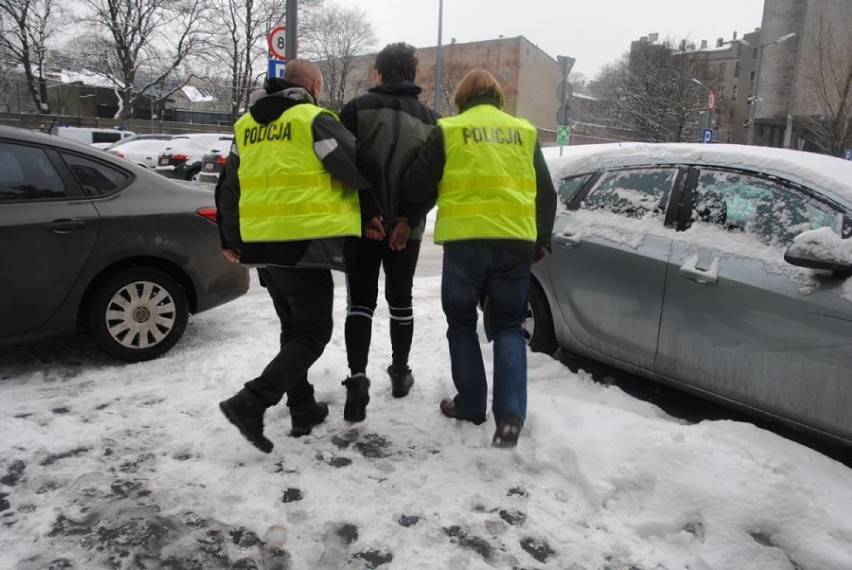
[104,280,176,349]
[523,303,535,345]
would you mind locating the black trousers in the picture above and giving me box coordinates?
[240,266,334,409]
[344,237,421,375]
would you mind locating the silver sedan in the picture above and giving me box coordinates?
[529,143,852,447]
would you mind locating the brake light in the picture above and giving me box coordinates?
[215,155,227,164]
[172,154,190,161]
[196,207,218,224]
[117,152,126,159]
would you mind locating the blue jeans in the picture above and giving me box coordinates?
[441,240,531,424]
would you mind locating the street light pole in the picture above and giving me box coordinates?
[286,0,297,61]
[434,0,443,114]
[746,32,796,146]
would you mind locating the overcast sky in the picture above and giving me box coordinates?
[346,0,766,78]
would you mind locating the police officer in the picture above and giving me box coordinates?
[399,69,557,448]
[217,59,370,453]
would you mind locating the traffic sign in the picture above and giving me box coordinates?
[845,149,852,161]
[556,104,573,126]
[556,125,571,146]
[702,128,714,144]
[268,59,286,79]
[556,78,573,104]
[708,90,716,111]
[268,26,287,60]
[557,55,576,76]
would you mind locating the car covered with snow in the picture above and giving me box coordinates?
[155,133,233,182]
[529,142,852,446]
[105,137,175,169]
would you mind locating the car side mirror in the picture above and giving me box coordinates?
[784,227,852,278]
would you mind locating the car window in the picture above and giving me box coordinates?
[60,152,132,196]
[581,168,677,220]
[92,132,124,144]
[0,142,67,201]
[692,169,841,246]
[558,173,593,207]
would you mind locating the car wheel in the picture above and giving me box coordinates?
[526,280,558,355]
[188,169,201,182]
[87,267,189,362]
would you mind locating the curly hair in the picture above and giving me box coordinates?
[374,43,418,83]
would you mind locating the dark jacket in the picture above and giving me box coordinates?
[339,81,438,240]
[400,97,557,261]
[215,79,371,271]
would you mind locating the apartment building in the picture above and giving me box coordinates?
[753,0,850,153]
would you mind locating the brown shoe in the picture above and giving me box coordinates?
[439,398,486,425]
[492,415,523,448]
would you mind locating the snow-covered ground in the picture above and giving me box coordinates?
[2,237,852,569]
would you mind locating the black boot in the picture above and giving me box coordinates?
[342,374,370,422]
[289,400,329,437]
[219,394,273,453]
[387,364,414,398]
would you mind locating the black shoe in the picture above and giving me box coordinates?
[492,415,523,448]
[387,365,414,398]
[342,375,370,422]
[290,401,329,437]
[439,398,486,425]
[219,395,273,453]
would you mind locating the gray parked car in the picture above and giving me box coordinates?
[530,143,852,446]
[0,126,250,362]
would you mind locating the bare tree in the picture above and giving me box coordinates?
[300,3,376,111]
[593,41,708,142]
[205,0,323,122]
[0,0,62,113]
[69,0,212,119]
[799,5,852,157]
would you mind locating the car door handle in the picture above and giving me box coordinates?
[554,233,582,248]
[679,254,719,285]
[45,219,86,233]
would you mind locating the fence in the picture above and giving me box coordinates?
[0,112,234,135]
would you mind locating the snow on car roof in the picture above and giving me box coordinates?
[544,143,852,207]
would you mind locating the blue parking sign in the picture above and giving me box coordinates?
[702,129,714,144]
[268,59,286,78]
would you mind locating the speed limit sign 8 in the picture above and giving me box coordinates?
[268,26,287,60]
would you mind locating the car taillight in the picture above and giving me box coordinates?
[215,155,227,164]
[172,154,190,162]
[117,152,126,159]
[196,207,218,224]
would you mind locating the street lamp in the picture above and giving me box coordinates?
[435,0,444,114]
[746,32,796,146]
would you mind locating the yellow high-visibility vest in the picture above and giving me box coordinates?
[235,104,360,242]
[435,104,537,243]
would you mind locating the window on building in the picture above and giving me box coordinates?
[735,61,741,78]
[732,85,738,101]
[718,62,727,80]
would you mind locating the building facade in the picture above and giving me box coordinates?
[343,36,565,144]
[754,0,851,154]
